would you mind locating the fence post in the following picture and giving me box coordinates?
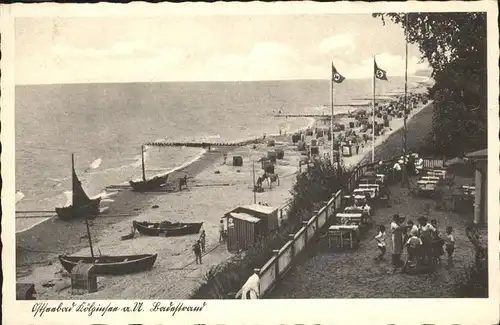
[314,209,319,232]
[288,233,296,261]
[272,250,280,283]
[323,201,329,223]
[302,220,309,246]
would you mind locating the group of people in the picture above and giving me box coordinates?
[374,214,455,272]
[192,220,227,264]
[379,153,424,184]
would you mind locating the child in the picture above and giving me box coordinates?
[405,229,422,267]
[444,226,455,266]
[374,225,387,260]
[219,220,225,243]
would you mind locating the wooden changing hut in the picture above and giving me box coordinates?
[223,204,279,252]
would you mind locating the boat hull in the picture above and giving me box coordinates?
[55,198,101,221]
[133,220,203,237]
[58,254,157,275]
[129,175,169,192]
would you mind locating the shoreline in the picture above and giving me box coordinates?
[15,116,317,234]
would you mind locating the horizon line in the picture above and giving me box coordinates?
[16,74,431,86]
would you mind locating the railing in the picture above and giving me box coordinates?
[245,157,445,298]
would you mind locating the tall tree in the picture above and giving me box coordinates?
[373,12,487,156]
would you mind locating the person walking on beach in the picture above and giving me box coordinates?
[193,240,202,264]
[374,225,387,260]
[199,229,206,253]
[219,220,225,243]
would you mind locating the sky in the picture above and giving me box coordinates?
[15,14,430,85]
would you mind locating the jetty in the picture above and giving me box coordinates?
[144,140,259,148]
[273,114,335,118]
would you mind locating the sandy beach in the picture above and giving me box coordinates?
[16,87,431,299]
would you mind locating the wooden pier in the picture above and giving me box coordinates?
[273,114,335,118]
[144,139,260,148]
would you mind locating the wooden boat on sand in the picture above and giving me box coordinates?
[59,219,157,275]
[58,254,157,275]
[133,220,203,237]
[129,145,170,192]
[55,154,101,221]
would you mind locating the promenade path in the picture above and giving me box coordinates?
[269,176,477,298]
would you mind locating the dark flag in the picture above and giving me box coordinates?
[331,63,345,84]
[374,59,388,81]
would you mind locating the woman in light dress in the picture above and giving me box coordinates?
[390,214,405,268]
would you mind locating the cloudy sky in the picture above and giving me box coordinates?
[15,14,429,85]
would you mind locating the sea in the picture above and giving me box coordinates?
[15,77,426,231]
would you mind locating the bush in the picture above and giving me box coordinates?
[453,256,488,298]
[453,226,488,298]
[286,158,350,228]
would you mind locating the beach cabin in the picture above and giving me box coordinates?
[465,148,488,225]
[223,212,262,252]
[226,204,279,235]
[342,144,353,157]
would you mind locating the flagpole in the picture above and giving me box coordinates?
[330,63,335,166]
[402,13,409,187]
[372,56,376,163]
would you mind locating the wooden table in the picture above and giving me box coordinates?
[353,188,376,199]
[420,176,440,182]
[344,206,371,221]
[328,225,360,249]
[335,212,363,225]
[358,183,380,196]
[427,169,446,179]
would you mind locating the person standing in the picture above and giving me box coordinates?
[193,240,202,264]
[390,214,405,269]
[392,161,402,183]
[374,225,387,260]
[404,228,422,268]
[444,226,455,267]
[219,220,225,243]
[199,229,206,253]
[415,156,424,175]
[417,216,436,266]
[431,219,445,264]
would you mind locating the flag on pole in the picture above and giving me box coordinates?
[374,59,388,81]
[331,63,345,84]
